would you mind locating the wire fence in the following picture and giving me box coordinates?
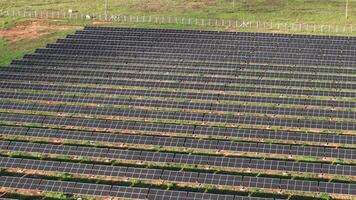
[1,9,355,34]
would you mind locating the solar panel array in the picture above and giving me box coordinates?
[0,26,355,199]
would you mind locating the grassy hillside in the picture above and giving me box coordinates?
[1,0,355,25]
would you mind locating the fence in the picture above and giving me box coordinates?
[0,9,355,34]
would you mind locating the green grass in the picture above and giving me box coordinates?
[0,16,28,29]
[1,0,356,25]
[42,192,72,200]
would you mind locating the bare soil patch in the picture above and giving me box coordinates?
[92,21,113,25]
[0,20,81,41]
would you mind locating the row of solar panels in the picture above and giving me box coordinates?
[7,65,356,88]
[1,26,355,199]
[0,94,354,144]
[44,40,356,61]
[82,26,356,43]
[1,81,355,109]
[0,94,353,144]
[57,37,356,51]
[65,33,356,54]
[49,41,356,56]
[4,68,356,91]
[22,54,356,74]
[11,60,356,82]
[1,89,355,119]
[5,137,348,178]
[33,48,356,67]
[4,74,356,97]
[0,175,275,200]
[4,65,356,90]
[0,141,355,196]
[2,77,354,99]
[0,112,355,160]
[0,125,354,176]
[2,99,356,131]
[0,157,282,199]
[12,59,356,77]
[0,156,354,197]
[81,28,336,41]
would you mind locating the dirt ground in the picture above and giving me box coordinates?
[0,20,81,41]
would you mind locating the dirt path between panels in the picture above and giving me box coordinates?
[0,19,81,41]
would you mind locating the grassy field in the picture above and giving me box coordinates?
[1,0,356,66]
[1,0,356,24]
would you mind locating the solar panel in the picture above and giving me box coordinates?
[0,26,355,199]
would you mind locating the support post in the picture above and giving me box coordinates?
[346,0,349,19]
[105,0,108,20]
